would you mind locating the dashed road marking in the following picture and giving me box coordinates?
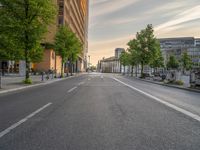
[0,103,52,138]
[68,87,77,93]
[78,82,85,86]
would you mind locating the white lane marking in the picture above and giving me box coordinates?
[113,78,200,122]
[68,86,77,93]
[78,82,85,86]
[0,103,52,138]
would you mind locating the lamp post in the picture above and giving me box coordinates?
[88,55,90,69]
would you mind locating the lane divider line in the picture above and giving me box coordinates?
[68,87,77,93]
[78,82,85,86]
[113,77,200,122]
[0,103,52,138]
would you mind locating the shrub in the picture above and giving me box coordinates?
[165,80,184,86]
[174,80,184,85]
[23,78,32,84]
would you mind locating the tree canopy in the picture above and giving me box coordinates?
[127,24,163,77]
[180,52,192,71]
[0,0,57,81]
[119,51,130,67]
[54,26,82,77]
[167,55,179,70]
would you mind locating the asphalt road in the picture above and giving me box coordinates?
[0,73,200,150]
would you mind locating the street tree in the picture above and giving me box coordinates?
[127,39,140,76]
[68,33,82,76]
[150,44,164,73]
[0,0,57,83]
[119,51,130,75]
[180,52,192,73]
[55,26,82,77]
[0,34,23,61]
[167,55,179,70]
[136,24,160,78]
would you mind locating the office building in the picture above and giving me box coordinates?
[35,0,89,74]
[58,0,89,71]
[159,37,200,68]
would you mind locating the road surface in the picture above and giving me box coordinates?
[0,73,200,150]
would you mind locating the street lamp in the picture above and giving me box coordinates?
[88,55,90,69]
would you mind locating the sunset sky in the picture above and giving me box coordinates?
[88,0,200,65]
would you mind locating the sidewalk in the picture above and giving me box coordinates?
[122,75,200,93]
[0,73,82,94]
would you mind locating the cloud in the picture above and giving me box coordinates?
[88,0,200,65]
[89,17,136,28]
[91,0,110,5]
[91,0,139,17]
[155,5,200,31]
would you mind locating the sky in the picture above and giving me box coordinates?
[88,0,200,65]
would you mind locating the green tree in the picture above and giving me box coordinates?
[167,55,179,70]
[0,33,23,61]
[150,44,164,73]
[119,51,130,74]
[0,0,57,82]
[136,24,160,77]
[68,34,82,76]
[54,26,82,77]
[127,39,140,76]
[180,52,192,73]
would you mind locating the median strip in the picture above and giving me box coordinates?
[0,103,52,138]
[113,77,200,122]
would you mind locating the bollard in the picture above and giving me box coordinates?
[0,72,2,89]
[41,72,44,81]
[52,72,54,79]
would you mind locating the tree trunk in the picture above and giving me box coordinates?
[25,49,30,80]
[70,62,73,76]
[124,65,125,75]
[135,65,138,77]
[131,65,133,77]
[61,61,64,78]
[141,62,144,78]
[70,54,73,76]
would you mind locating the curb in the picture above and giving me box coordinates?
[123,75,200,93]
[0,74,82,95]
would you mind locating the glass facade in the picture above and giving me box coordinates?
[159,37,200,68]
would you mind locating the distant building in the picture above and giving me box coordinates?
[98,48,125,73]
[159,37,200,68]
[98,57,121,73]
[115,48,125,59]
[195,38,200,47]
